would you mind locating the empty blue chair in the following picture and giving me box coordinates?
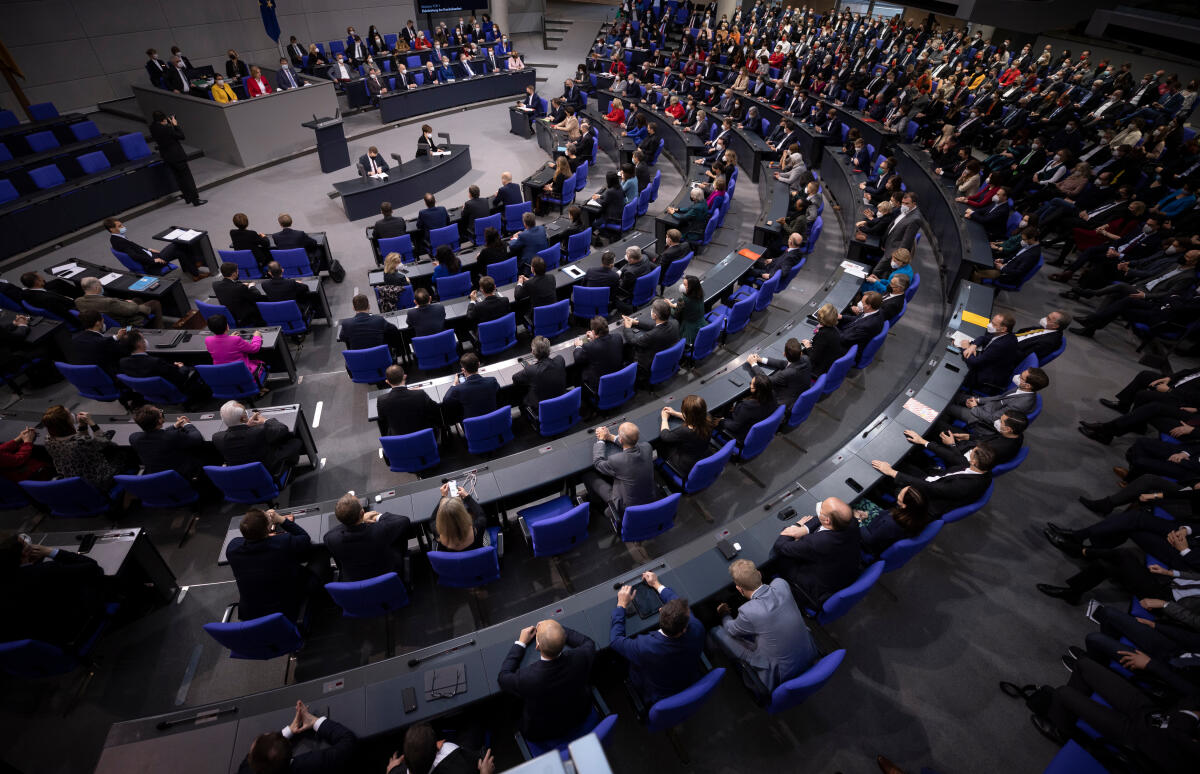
[535,244,561,270]
[707,293,755,338]
[855,320,891,368]
[878,519,944,572]
[342,345,392,383]
[660,252,693,290]
[76,151,110,174]
[486,257,518,287]
[411,330,458,370]
[219,249,262,279]
[69,120,101,142]
[29,102,58,121]
[646,667,725,733]
[566,228,592,262]
[196,362,263,400]
[205,463,287,504]
[787,375,826,428]
[617,493,681,542]
[543,175,577,214]
[518,713,618,762]
[474,213,501,245]
[779,256,807,290]
[258,301,312,336]
[656,440,736,494]
[594,362,637,410]
[463,406,514,454]
[325,572,410,657]
[118,132,152,160]
[430,224,460,255]
[1038,337,1066,367]
[20,477,113,517]
[731,404,786,461]
[378,235,415,264]
[428,544,501,587]
[29,164,65,190]
[992,446,1030,476]
[380,429,440,472]
[808,561,883,624]
[635,185,652,217]
[0,179,16,204]
[572,285,609,319]
[763,650,845,714]
[695,210,720,248]
[689,318,722,364]
[272,248,313,277]
[574,160,588,190]
[435,271,472,300]
[822,345,858,395]
[518,497,590,557]
[630,265,662,309]
[25,131,58,153]
[117,374,187,405]
[477,312,518,356]
[942,481,994,524]
[648,338,685,387]
[649,169,661,202]
[113,470,200,509]
[110,246,173,275]
[55,362,120,402]
[534,387,582,436]
[203,613,303,681]
[196,300,236,327]
[602,200,637,238]
[1043,740,1108,774]
[531,299,570,339]
[504,202,532,233]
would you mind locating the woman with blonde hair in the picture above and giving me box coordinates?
[431,483,488,552]
[802,302,844,375]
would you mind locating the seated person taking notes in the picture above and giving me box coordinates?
[359,145,389,178]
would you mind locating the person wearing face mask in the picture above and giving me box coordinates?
[963,187,1013,241]
[416,124,442,157]
[1069,250,1200,337]
[872,442,997,518]
[1015,310,1071,362]
[916,410,1029,471]
[210,74,237,103]
[225,49,249,80]
[276,57,302,90]
[972,226,1042,283]
[959,312,1022,393]
[329,54,353,82]
[664,275,705,346]
[1053,214,1165,286]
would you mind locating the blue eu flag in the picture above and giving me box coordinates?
[260,0,281,42]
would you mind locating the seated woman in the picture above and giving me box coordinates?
[507,51,524,70]
[382,252,409,286]
[0,427,51,483]
[431,483,489,552]
[664,95,686,120]
[803,303,844,375]
[432,245,461,279]
[862,247,913,296]
[204,313,267,388]
[718,375,777,445]
[604,98,626,124]
[210,74,237,103]
[666,275,705,346]
[657,395,719,480]
[539,156,573,214]
[41,405,132,493]
[853,486,931,556]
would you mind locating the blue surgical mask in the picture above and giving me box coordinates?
[118,225,127,234]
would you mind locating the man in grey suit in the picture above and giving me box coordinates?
[582,421,655,521]
[945,366,1048,427]
[710,560,817,701]
[870,192,921,257]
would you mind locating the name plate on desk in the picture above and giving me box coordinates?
[99,272,124,286]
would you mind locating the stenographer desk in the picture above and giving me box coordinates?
[378,69,536,123]
[0,308,71,357]
[151,226,220,275]
[333,146,473,221]
[36,528,178,604]
[49,259,191,318]
[112,327,300,383]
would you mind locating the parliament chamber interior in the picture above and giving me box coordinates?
[1,0,1199,772]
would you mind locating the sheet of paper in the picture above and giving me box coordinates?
[903,397,940,423]
[51,262,83,277]
[99,272,123,286]
[950,331,972,347]
[162,228,186,240]
[839,260,868,278]
[179,229,202,240]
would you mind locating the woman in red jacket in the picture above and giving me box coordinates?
[604,98,626,124]
[0,427,50,482]
[663,95,686,120]
[1069,201,1147,254]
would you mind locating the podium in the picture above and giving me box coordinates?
[509,106,535,138]
[302,116,350,173]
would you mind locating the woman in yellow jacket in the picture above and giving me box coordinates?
[211,75,238,103]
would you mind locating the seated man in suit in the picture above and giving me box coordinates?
[621,299,681,379]
[405,288,446,338]
[513,336,567,415]
[497,620,597,744]
[664,187,710,245]
[225,507,315,622]
[359,145,390,177]
[213,261,266,327]
[771,496,862,609]
[582,421,655,518]
[70,310,133,376]
[747,232,806,284]
[396,723,495,774]
[574,316,625,394]
[582,250,620,293]
[376,365,441,440]
[972,226,1042,283]
[509,212,549,267]
[837,291,886,351]
[961,312,1022,393]
[1015,310,1070,362]
[128,404,211,480]
[615,246,656,314]
[212,400,304,478]
[442,353,500,421]
[230,212,273,270]
[338,293,402,353]
[364,69,388,102]
[119,331,209,405]
[946,366,1048,427]
[272,213,326,273]
[275,57,303,90]
[238,702,356,774]
[466,275,512,328]
[0,534,105,648]
[908,410,1028,469]
[460,185,492,242]
[515,255,556,309]
[963,187,1014,241]
[610,570,705,705]
[710,559,818,700]
[658,229,691,276]
[104,217,205,279]
[373,201,407,241]
[492,172,524,210]
[75,276,164,328]
[746,338,812,411]
[261,261,312,314]
[415,193,450,256]
[18,272,77,319]
[323,492,412,582]
[872,443,997,517]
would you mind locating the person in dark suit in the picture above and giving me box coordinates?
[376,365,441,440]
[1015,310,1070,362]
[656,394,718,480]
[961,312,1022,392]
[771,496,863,608]
[119,332,209,405]
[615,245,656,313]
[964,187,1014,241]
[415,193,450,256]
[225,507,314,622]
[145,49,169,87]
[610,570,705,705]
[719,374,778,444]
[416,124,442,156]
[213,262,266,326]
[442,353,500,420]
[272,213,325,273]
[513,336,567,414]
[592,170,626,234]
[261,262,312,313]
[338,294,402,352]
[212,400,304,478]
[70,311,131,375]
[323,493,412,582]
[276,57,302,90]
[128,405,210,480]
[405,288,446,338]
[163,57,192,94]
[509,212,549,267]
[460,185,492,242]
[657,229,692,276]
[497,619,596,743]
[621,299,681,378]
[105,216,195,276]
[873,442,997,517]
[873,194,921,254]
[359,145,390,176]
[839,291,887,351]
[582,250,620,294]
[148,111,205,206]
[237,701,357,774]
[225,50,249,79]
[0,535,105,648]
[19,271,79,319]
[804,305,845,376]
[747,338,812,411]
[230,212,273,269]
[574,317,625,394]
[373,201,407,241]
[466,275,512,328]
[394,722,495,774]
[515,256,557,309]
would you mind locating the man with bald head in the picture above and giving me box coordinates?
[582,420,656,523]
[492,171,523,210]
[771,496,863,609]
[497,618,596,743]
[75,275,164,328]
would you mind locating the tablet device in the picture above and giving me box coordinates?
[631,582,661,619]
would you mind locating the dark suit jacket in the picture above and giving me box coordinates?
[110,233,161,272]
[0,550,104,647]
[880,211,920,252]
[229,228,272,266]
[1015,326,1064,361]
[752,356,812,410]
[497,628,596,741]
[272,227,319,252]
[359,152,390,174]
[262,277,310,305]
[22,287,77,319]
[443,373,500,419]
[403,303,445,338]
[234,717,356,774]
[618,259,655,296]
[213,277,264,326]
[658,243,691,274]
[338,311,400,350]
[377,386,439,437]
[225,519,312,621]
[148,121,188,164]
[416,206,450,235]
[323,513,412,582]
[212,419,294,474]
[720,397,778,443]
[879,293,905,321]
[772,524,863,606]
[510,226,549,265]
[999,245,1041,280]
[493,182,524,208]
[840,310,886,351]
[964,331,1021,391]
[466,294,512,325]
[71,330,127,375]
[623,318,680,374]
[515,273,557,309]
[373,215,407,240]
[582,266,619,291]
[575,334,625,391]
[129,423,207,479]
[513,355,567,411]
[608,585,705,704]
[895,455,993,516]
[806,326,843,375]
[118,352,189,387]
[970,201,1013,240]
[460,197,492,239]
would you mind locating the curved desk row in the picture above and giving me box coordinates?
[378,69,537,123]
[333,145,473,220]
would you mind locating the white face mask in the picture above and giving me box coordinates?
[993,419,1006,433]
[1166,246,1179,255]
[986,323,998,333]
[678,282,687,294]
[1013,373,1023,386]
[991,194,1001,203]
[890,260,901,269]
[1038,316,1049,328]
[1143,225,1154,234]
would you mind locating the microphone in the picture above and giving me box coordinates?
[407,639,477,668]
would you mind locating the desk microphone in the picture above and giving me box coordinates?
[407,639,477,668]
[156,705,238,731]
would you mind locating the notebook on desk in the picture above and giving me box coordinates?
[152,331,184,348]
[129,276,160,292]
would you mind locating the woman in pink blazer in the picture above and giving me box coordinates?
[204,314,266,385]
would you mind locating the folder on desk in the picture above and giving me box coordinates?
[425,663,466,700]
